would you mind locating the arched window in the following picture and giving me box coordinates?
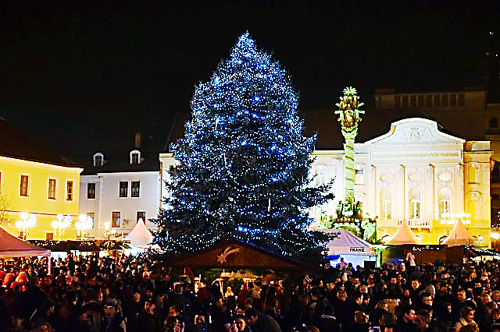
[130,150,141,164]
[490,117,498,129]
[409,188,422,219]
[380,188,392,220]
[93,152,104,167]
[438,188,452,218]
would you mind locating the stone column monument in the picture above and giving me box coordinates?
[334,86,364,204]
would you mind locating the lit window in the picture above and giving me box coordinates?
[20,175,29,197]
[119,182,128,197]
[130,150,141,164]
[93,153,104,167]
[48,179,56,200]
[112,212,120,228]
[137,211,146,222]
[66,181,74,201]
[131,181,140,197]
[380,189,393,220]
[438,188,451,218]
[87,183,96,199]
[409,188,422,219]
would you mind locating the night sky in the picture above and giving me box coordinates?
[0,1,498,160]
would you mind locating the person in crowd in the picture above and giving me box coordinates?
[135,297,160,332]
[453,306,477,331]
[7,253,500,332]
[245,307,281,332]
[230,314,251,332]
[103,298,127,332]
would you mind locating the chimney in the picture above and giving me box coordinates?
[134,132,141,149]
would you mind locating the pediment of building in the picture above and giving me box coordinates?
[362,118,465,146]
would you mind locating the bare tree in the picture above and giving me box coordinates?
[0,192,15,225]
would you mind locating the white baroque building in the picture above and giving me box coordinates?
[80,145,161,239]
[160,117,493,246]
[310,118,492,245]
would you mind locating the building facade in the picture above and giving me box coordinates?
[0,118,83,240]
[310,118,492,246]
[79,148,161,240]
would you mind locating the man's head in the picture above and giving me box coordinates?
[411,279,420,290]
[421,292,434,306]
[457,288,467,302]
[245,307,259,326]
[337,290,347,302]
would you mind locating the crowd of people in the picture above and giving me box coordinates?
[1,252,500,332]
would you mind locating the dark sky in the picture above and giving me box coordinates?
[0,0,498,160]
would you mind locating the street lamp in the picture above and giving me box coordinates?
[75,214,93,240]
[51,214,72,241]
[15,212,37,240]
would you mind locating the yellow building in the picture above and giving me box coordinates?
[0,117,83,240]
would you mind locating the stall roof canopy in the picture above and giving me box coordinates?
[386,220,421,245]
[442,220,474,247]
[125,219,153,248]
[324,229,375,256]
[0,227,50,257]
[156,239,319,271]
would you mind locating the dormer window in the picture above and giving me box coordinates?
[93,153,104,167]
[130,150,141,164]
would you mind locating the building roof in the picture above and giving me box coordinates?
[155,239,320,271]
[81,150,160,175]
[81,131,167,175]
[0,117,78,167]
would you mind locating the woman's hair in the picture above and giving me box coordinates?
[460,306,475,318]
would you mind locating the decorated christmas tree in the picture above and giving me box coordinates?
[153,33,334,259]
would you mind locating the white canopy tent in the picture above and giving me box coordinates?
[386,220,421,245]
[0,227,51,274]
[125,219,153,249]
[442,219,474,246]
[324,229,376,267]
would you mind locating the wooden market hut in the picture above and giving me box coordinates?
[155,239,320,273]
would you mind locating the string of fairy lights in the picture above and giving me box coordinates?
[153,33,334,257]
